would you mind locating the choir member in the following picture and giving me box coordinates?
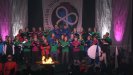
[60,36,69,64]
[4,55,17,75]
[72,36,81,65]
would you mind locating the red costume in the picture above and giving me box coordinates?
[0,63,2,75]
[16,34,24,42]
[72,40,80,52]
[40,43,50,56]
[4,61,17,75]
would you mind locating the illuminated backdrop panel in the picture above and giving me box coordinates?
[95,0,112,38]
[0,0,28,40]
[0,0,11,40]
[112,0,129,42]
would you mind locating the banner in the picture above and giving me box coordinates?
[42,0,82,31]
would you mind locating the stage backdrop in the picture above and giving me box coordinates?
[96,0,132,56]
[42,0,82,31]
[0,0,28,40]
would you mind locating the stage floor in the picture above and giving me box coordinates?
[16,62,133,75]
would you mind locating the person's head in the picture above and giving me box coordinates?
[7,55,13,61]
[70,33,74,39]
[19,29,23,34]
[74,37,78,41]
[73,28,77,33]
[32,27,36,32]
[105,32,109,37]
[25,27,29,32]
[87,35,91,40]
[8,36,12,42]
[55,25,59,29]
[38,27,42,31]
[103,35,106,39]
[92,37,98,45]
[24,37,28,42]
[64,36,68,41]
[64,25,68,29]
[41,36,46,40]
[102,39,108,43]
[61,34,65,40]
[44,39,48,44]
[93,36,97,40]
[15,36,19,40]
[79,35,83,40]
[51,33,55,38]
[94,27,97,32]
[33,34,38,41]
[88,27,91,32]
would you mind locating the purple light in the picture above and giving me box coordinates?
[0,22,9,40]
[114,20,125,42]
[113,0,128,42]
[0,0,10,40]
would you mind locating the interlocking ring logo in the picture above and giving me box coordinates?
[56,6,78,26]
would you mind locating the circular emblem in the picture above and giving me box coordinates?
[51,2,79,28]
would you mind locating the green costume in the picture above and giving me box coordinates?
[50,42,58,52]
[79,40,85,51]
[22,41,31,52]
[60,40,69,53]
[14,40,21,46]
[105,37,112,45]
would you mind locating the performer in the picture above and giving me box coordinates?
[103,32,112,45]
[23,27,30,39]
[16,29,24,42]
[14,36,22,63]
[4,55,17,75]
[60,36,69,64]
[50,39,58,61]
[79,60,88,73]
[52,25,61,39]
[58,34,65,62]
[31,35,40,63]
[61,25,70,38]
[40,39,50,58]
[85,35,92,55]
[79,34,85,59]
[37,27,43,40]
[101,39,110,66]
[31,27,37,38]
[72,37,81,65]
[0,37,4,57]
[4,37,14,56]
[69,33,74,63]
[91,27,100,39]
[72,28,79,37]
[48,33,56,45]
[22,37,31,64]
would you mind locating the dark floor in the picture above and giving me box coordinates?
[15,62,133,75]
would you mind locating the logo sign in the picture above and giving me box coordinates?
[42,0,82,31]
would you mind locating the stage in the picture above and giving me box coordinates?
[15,60,133,75]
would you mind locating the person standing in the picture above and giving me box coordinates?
[14,36,22,63]
[31,35,40,63]
[50,39,58,61]
[22,37,31,64]
[40,39,50,58]
[0,37,4,58]
[72,37,81,65]
[60,36,69,64]
[4,55,17,75]
[4,36,14,56]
